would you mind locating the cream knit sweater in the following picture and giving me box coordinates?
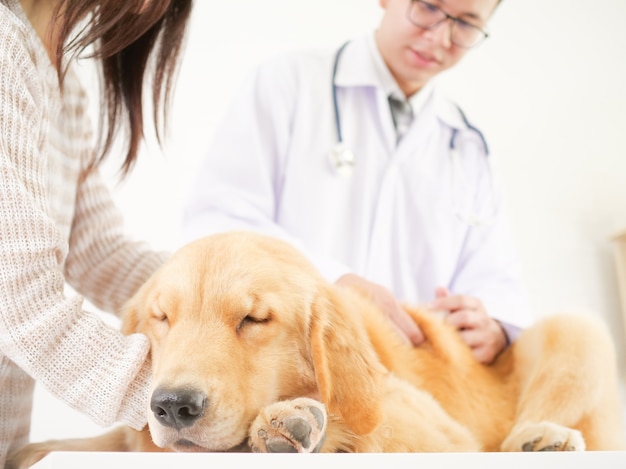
[0,0,167,462]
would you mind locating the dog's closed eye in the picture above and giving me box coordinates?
[152,305,169,322]
[150,305,171,338]
[237,314,271,332]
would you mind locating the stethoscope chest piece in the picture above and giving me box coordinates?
[329,142,355,178]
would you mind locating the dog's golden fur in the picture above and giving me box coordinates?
[8,231,626,467]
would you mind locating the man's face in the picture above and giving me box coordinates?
[376,0,498,97]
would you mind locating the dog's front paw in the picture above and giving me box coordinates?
[249,397,327,453]
[501,421,585,452]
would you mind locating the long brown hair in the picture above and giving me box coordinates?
[54,0,193,175]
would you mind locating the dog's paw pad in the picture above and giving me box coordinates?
[501,421,585,452]
[307,405,325,430]
[265,437,299,453]
[283,415,313,448]
[249,398,327,453]
[260,416,313,452]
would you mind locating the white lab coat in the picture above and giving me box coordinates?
[183,33,533,330]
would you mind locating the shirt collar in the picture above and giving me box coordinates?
[334,33,467,130]
[365,32,434,117]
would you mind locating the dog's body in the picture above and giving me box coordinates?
[9,231,626,467]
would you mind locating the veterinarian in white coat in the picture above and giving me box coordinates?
[183,0,533,364]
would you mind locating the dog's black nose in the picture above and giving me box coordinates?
[150,387,207,429]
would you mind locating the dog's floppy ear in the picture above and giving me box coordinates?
[309,285,386,435]
[119,268,161,336]
[120,295,140,336]
[120,280,152,336]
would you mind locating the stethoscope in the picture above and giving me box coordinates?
[329,42,356,178]
[328,42,497,227]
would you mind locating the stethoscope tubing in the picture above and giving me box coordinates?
[331,42,489,157]
[451,106,490,156]
[332,41,350,145]
[330,41,496,226]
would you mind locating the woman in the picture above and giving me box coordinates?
[0,0,192,464]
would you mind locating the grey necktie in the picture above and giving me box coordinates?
[388,95,413,140]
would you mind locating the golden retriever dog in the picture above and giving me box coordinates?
[8,231,626,467]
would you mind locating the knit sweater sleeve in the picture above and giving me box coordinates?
[0,14,155,430]
[64,167,169,316]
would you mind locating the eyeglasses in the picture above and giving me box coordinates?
[407,0,489,49]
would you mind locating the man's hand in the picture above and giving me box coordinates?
[335,273,425,346]
[428,286,507,364]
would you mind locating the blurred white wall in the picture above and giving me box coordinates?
[31,0,626,441]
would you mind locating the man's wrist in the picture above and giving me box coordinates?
[496,320,524,348]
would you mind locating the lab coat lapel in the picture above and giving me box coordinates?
[333,35,398,154]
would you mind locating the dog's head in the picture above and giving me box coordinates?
[122,231,386,451]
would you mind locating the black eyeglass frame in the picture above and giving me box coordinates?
[406,0,490,49]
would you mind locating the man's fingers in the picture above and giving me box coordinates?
[404,320,426,346]
[458,329,493,363]
[458,321,505,364]
[445,308,481,330]
[470,345,494,364]
[392,307,425,346]
[458,327,482,347]
[430,294,482,313]
[434,286,450,299]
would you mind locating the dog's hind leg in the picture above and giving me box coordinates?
[357,375,481,452]
[501,314,626,451]
[6,426,149,469]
